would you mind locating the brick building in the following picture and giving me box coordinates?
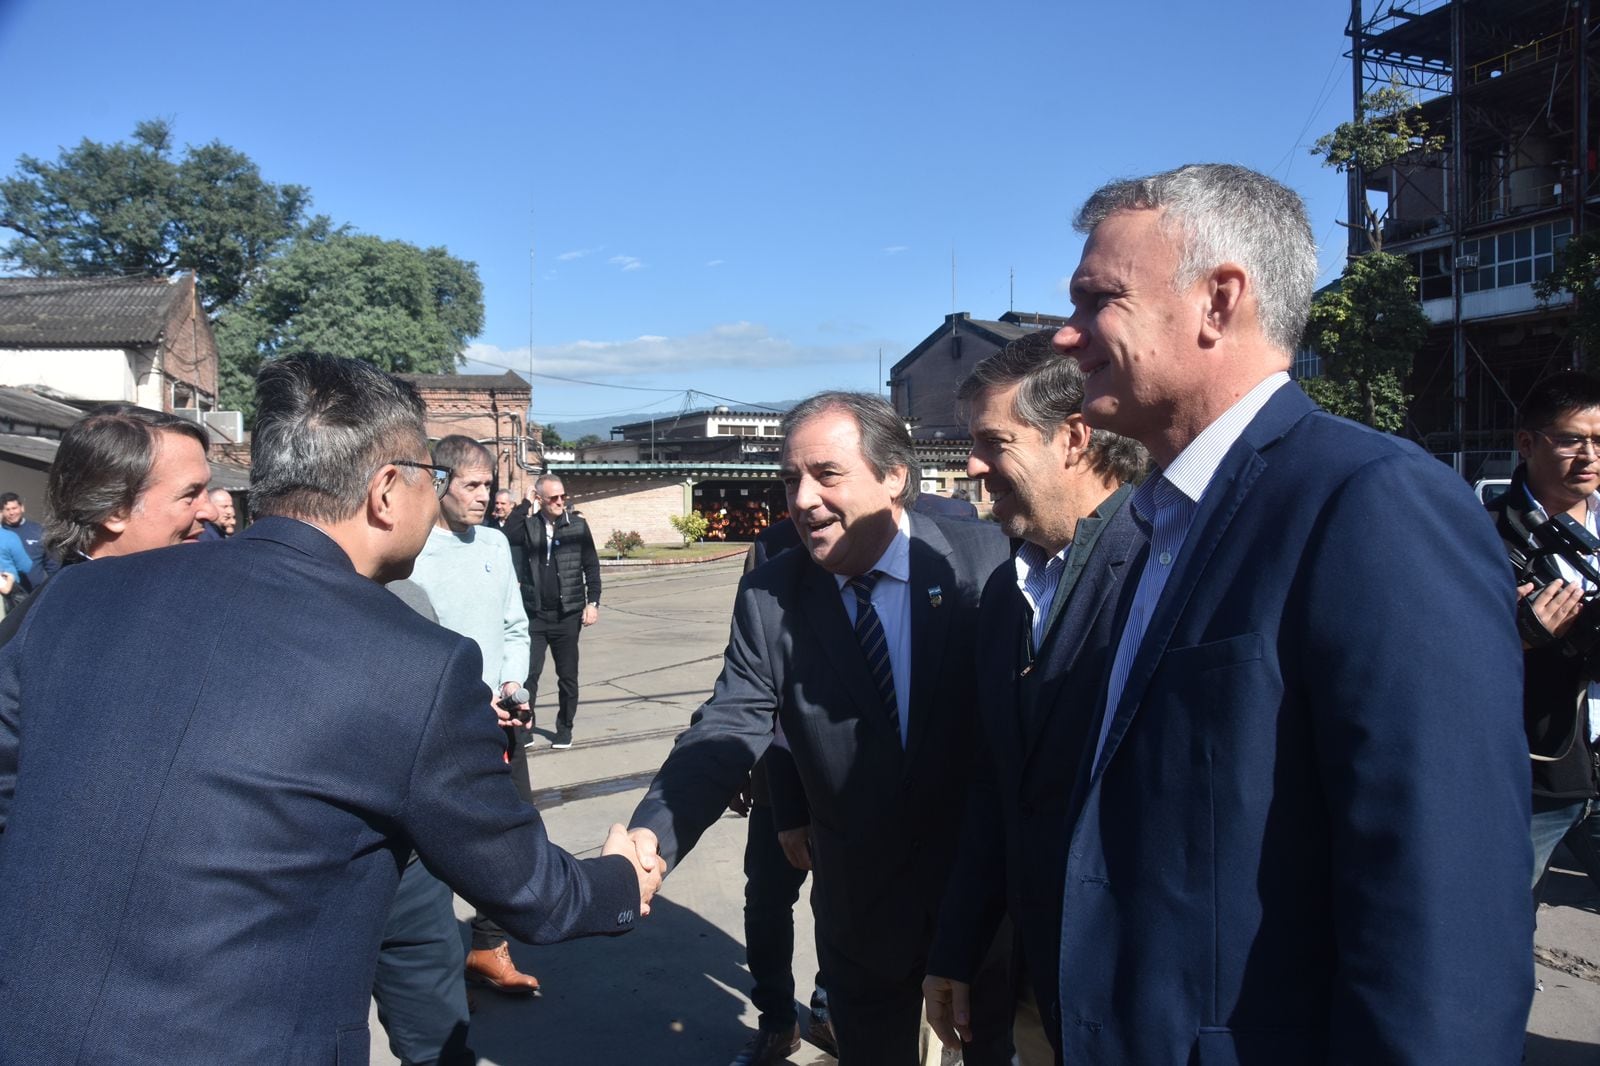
[0,274,232,437]
[396,371,536,500]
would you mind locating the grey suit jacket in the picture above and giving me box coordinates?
[631,510,1008,977]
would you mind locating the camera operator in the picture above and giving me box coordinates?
[1490,370,1600,898]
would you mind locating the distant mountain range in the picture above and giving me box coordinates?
[543,400,798,445]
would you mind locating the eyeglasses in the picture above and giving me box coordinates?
[540,493,568,501]
[393,460,453,498]
[1532,429,1600,458]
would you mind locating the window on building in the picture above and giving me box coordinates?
[1405,247,1453,302]
[1461,218,1571,294]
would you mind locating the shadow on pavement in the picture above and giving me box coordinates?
[464,895,758,1065]
[1526,1032,1600,1066]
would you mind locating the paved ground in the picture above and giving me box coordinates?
[370,555,1600,1064]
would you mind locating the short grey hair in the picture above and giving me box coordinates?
[781,391,919,507]
[1075,163,1317,357]
[431,435,493,479]
[957,331,1148,485]
[533,473,565,496]
[250,354,429,523]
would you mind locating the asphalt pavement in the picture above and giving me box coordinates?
[369,555,1600,1065]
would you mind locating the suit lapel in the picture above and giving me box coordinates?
[904,512,955,771]
[797,559,895,737]
[1090,386,1314,782]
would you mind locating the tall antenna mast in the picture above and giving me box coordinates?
[1009,267,1014,313]
[950,246,957,315]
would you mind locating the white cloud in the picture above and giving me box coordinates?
[556,246,603,262]
[883,245,908,255]
[465,322,877,379]
[609,255,645,272]
[706,259,725,267]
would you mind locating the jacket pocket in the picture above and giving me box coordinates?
[335,1023,370,1066]
[1162,632,1264,674]
[1193,1026,1320,1065]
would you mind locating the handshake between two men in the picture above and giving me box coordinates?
[600,825,667,916]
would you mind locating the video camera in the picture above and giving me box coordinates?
[1508,509,1600,662]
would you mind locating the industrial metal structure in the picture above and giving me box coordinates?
[1345,0,1597,478]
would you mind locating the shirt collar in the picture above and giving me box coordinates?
[1014,538,1068,580]
[1160,371,1290,505]
[834,508,912,590]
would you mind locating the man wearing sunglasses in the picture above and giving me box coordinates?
[506,474,600,751]
[1491,370,1600,901]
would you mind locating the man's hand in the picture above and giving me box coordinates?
[603,823,664,916]
[922,974,972,1050]
[0,572,14,597]
[582,603,599,627]
[1520,579,1585,639]
[727,773,754,817]
[777,826,811,871]
[495,681,530,729]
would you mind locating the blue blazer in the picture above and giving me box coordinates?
[1057,386,1533,1064]
[929,486,1140,1052]
[0,518,639,1065]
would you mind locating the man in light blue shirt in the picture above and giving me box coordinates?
[1047,163,1531,1065]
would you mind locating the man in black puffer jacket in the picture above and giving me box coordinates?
[507,474,601,749]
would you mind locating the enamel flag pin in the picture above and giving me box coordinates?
[928,585,943,608]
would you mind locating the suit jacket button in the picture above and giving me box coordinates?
[1019,802,1035,819]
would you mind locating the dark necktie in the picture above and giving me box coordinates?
[847,571,900,745]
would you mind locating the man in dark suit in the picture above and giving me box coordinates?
[0,354,658,1064]
[1044,164,1531,1063]
[922,332,1147,1065]
[629,392,1009,1065]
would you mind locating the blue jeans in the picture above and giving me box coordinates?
[1530,796,1600,895]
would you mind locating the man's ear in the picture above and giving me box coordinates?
[1516,429,1535,463]
[1199,263,1248,346]
[100,510,130,535]
[884,463,909,501]
[368,464,403,531]
[1057,413,1093,468]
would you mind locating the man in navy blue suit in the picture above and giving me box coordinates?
[0,354,658,1065]
[923,331,1147,1064]
[1044,165,1532,1063]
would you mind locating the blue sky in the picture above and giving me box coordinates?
[0,0,1360,432]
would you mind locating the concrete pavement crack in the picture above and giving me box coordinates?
[1535,943,1600,984]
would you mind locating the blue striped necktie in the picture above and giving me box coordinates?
[847,570,900,745]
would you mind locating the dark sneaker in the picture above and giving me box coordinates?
[728,1024,800,1066]
[551,729,573,750]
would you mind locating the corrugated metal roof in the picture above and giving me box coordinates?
[0,387,86,434]
[0,276,185,347]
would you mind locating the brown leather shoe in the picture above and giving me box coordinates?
[728,1024,800,1066]
[465,941,541,996]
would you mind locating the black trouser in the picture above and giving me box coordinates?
[526,608,582,733]
[373,861,475,1066]
[814,902,1014,1066]
[743,800,822,1031]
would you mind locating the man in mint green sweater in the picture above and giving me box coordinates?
[409,436,541,1003]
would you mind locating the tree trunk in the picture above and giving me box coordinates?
[1361,379,1376,428]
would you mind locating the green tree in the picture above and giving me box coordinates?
[214,230,484,416]
[668,511,710,546]
[0,119,307,312]
[1301,252,1428,432]
[575,434,603,447]
[1310,80,1444,253]
[538,424,566,446]
[1534,229,1600,366]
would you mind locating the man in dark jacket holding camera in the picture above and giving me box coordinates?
[1490,370,1600,897]
[507,474,601,750]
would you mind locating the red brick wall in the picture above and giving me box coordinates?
[161,274,218,409]
[413,383,535,501]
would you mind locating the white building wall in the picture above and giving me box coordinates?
[0,347,159,405]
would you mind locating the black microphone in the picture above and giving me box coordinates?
[497,687,530,712]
